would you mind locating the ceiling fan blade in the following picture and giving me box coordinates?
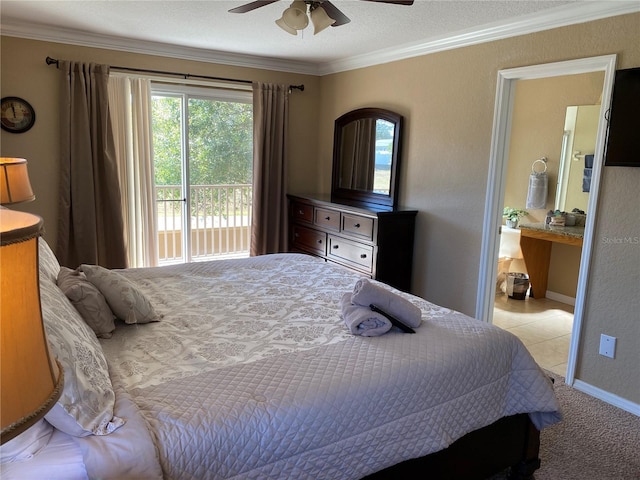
[319,1,351,27]
[228,0,280,14]
[359,0,414,4]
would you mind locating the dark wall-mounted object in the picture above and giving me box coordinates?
[604,67,640,167]
[331,108,403,208]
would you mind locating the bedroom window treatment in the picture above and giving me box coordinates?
[108,76,158,268]
[55,61,127,269]
[251,82,290,256]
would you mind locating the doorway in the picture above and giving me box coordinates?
[475,55,617,385]
[151,85,253,264]
[494,76,603,376]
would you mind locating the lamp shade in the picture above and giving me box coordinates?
[276,16,298,35]
[499,226,524,260]
[310,6,335,35]
[0,209,63,445]
[282,0,308,30]
[0,158,35,205]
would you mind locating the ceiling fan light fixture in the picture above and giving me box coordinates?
[310,6,335,35]
[276,16,298,35]
[281,1,309,30]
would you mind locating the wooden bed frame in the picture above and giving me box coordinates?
[364,413,540,480]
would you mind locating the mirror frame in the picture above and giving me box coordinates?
[331,107,403,209]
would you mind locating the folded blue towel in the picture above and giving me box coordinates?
[583,167,592,192]
[339,293,391,336]
[351,278,422,329]
[584,154,594,169]
[526,172,548,209]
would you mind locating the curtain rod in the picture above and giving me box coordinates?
[45,57,304,92]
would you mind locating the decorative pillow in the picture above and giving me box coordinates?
[80,264,162,324]
[38,262,125,437]
[57,267,116,338]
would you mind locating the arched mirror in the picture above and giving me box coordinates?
[331,108,403,209]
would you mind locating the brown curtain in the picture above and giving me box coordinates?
[341,118,376,190]
[251,82,289,256]
[55,61,127,269]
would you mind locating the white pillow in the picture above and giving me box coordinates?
[38,258,125,437]
[38,238,61,282]
[0,419,53,463]
[80,264,161,324]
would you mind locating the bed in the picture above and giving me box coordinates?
[33,238,561,479]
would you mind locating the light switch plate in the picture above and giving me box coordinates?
[599,334,616,359]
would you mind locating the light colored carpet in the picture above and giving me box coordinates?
[487,371,639,480]
[533,372,640,480]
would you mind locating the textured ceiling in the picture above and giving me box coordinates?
[1,1,636,74]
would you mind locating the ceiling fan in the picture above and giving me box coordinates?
[229,1,414,35]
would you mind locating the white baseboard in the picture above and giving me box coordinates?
[572,379,640,417]
[545,291,576,306]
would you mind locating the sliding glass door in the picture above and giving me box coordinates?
[151,85,253,264]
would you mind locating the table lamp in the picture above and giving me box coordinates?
[0,157,63,447]
[0,157,35,205]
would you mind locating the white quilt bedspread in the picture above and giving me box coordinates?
[100,253,561,480]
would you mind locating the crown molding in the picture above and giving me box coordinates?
[318,2,640,75]
[2,2,638,77]
[0,21,323,76]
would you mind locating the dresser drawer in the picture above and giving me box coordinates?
[292,225,327,255]
[341,213,374,241]
[288,194,416,291]
[328,235,374,272]
[314,207,340,231]
[292,201,313,223]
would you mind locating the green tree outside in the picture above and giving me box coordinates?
[152,94,253,217]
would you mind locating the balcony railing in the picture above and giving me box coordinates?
[156,184,252,264]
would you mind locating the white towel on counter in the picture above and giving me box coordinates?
[339,293,391,337]
[351,278,422,329]
[526,172,548,209]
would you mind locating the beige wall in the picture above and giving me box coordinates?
[0,37,321,246]
[2,13,638,404]
[317,13,640,403]
[506,73,603,298]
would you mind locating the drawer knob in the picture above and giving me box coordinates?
[333,245,339,249]
[325,216,331,221]
[317,240,323,244]
[354,223,361,228]
[360,254,367,259]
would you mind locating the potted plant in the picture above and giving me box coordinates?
[503,207,527,228]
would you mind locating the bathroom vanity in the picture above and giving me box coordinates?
[519,223,584,298]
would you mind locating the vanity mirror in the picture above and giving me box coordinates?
[555,104,600,214]
[331,108,403,209]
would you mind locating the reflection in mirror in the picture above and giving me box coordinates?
[338,118,395,194]
[555,104,600,213]
[332,108,403,208]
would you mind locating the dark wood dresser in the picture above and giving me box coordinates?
[287,194,417,292]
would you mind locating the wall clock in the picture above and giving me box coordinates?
[1,97,36,133]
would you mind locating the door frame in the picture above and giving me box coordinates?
[475,55,617,385]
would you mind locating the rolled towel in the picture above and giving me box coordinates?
[340,292,391,337]
[351,278,422,328]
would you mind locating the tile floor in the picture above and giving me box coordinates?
[493,293,574,376]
